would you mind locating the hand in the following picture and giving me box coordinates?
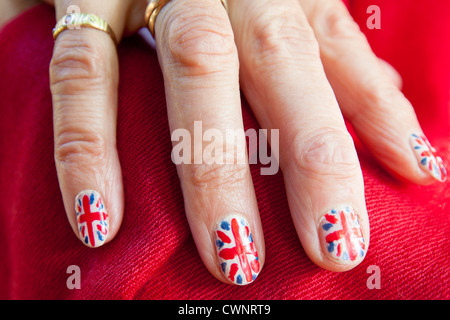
[46,0,446,286]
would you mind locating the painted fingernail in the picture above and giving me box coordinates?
[75,190,108,248]
[319,205,366,264]
[215,214,260,285]
[410,133,447,182]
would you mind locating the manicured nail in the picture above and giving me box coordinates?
[319,205,366,264]
[75,190,108,248]
[214,214,260,285]
[410,133,447,182]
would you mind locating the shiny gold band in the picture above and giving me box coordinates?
[53,13,117,44]
[145,0,228,38]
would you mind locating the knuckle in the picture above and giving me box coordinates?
[189,162,249,191]
[316,1,365,40]
[367,82,402,110]
[291,128,360,177]
[50,34,107,91]
[250,5,320,62]
[54,129,107,165]
[163,5,237,75]
[353,81,405,122]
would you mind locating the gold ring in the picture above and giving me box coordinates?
[145,0,228,39]
[53,13,117,44]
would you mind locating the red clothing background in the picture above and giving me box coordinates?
[0,1,448,299]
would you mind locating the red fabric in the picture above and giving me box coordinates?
[0,1,449,300]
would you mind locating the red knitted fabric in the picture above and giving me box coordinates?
[0,1,448,299]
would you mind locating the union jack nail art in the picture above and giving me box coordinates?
[75,190,108,248]
[215,215,260,285]
[319,206,365,263]
[410,133,447,182]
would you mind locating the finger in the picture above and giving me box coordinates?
[154,0,264,284]
[298,0,447,183]
[0,0,40,28]
[50,0,131,247]
[228,0,368,271]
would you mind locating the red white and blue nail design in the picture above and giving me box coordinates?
[75,190,108,248]
[319,206,365,263]
[410,133,447,182]
[215,215,260,285]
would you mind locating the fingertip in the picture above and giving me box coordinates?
[63,165,124,248]
[364,130,447,186]
[315,205,368,272]
[409,133,447,183]
[74,190,109,248]
[213,214,263,285]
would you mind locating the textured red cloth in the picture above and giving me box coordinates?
[0,1,449,300]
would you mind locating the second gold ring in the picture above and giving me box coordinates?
[145,0,228,38]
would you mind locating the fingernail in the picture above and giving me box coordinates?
[214,214,260,285]
[410,133,447,182]
[75,190,109,248]
[319,205,366,264]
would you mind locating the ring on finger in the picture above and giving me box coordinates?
[52,13,117,44]
[145,0,228,38]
